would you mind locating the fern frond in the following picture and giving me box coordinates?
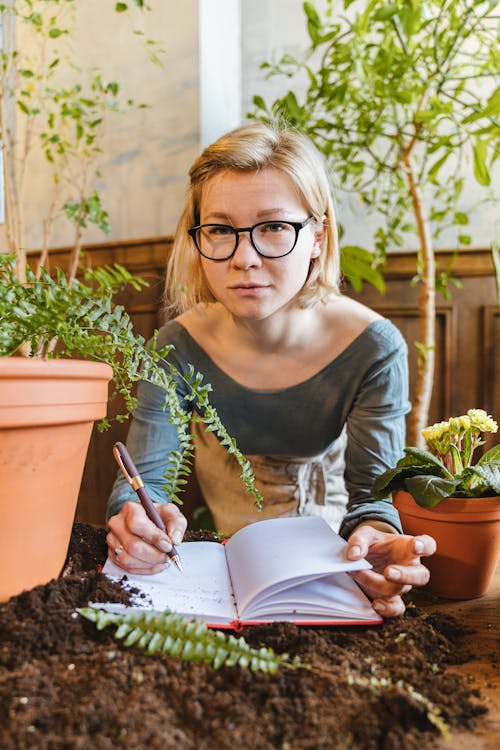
[79,608,306,674]
[1,254,263,511]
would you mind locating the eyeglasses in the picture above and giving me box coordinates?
[188,217,314,261]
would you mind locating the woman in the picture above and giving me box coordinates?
[107,122,435,617]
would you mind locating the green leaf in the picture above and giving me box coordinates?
[115,2,128,11]
[472,138,491,186]
[373,4,399,21]
[404,475,459,508]
[341,245,386,294]
[304,2,322,44]
[463,86,500,124]
[252,95,267,113]
[403,447,451,475]
[427,152,451,183]
[372,467,407,499]
[372,462,446,500]
[470,461,500,494]
[478,445,500,464]
[78,608,304,673]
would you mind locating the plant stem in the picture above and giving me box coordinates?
[402,153,435,447]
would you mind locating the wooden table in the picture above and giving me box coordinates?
[420,565,499,749]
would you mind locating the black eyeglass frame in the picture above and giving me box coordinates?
[187,216,315,261]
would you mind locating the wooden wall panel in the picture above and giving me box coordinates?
[33,240,497,525]
[481,307,500,453]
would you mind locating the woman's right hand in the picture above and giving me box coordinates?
[106,500,187,575]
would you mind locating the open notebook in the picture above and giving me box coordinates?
[100,516,382,628]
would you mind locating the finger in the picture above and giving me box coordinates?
[346,527,375,560]
[386,562,431,587]
[106,529,169,574]
[413,534,437,557]
[351,569,409,600]
[372,595,406,618]
[105,530,122,563]
[122,501,175,554]
[160,503,188,546]
[108,503,172,567]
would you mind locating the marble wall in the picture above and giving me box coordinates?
[1,0,200,251]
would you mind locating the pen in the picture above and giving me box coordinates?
[112,441,183,571]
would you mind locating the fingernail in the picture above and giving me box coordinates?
[348,545,361,559]
[373,601,386,614]
[388,567,401,581]
[158,539,172,553]
[414,540,424,554]
[172,531,183,545]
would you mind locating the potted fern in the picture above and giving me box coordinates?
[0,254,261,600]
[0,0,150,599]
[372,410,500,599]
[0,2,260,600]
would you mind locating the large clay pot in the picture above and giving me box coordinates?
[0,358,112,601]
[394,490,500,600]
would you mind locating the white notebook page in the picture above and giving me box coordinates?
[102,541,237,621]
[225,516,371,617]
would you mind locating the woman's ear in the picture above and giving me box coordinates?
[311,215,326,258]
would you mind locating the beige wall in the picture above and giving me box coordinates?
[2,0,199,252]
[3,0,498,255]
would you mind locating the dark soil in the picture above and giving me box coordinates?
[0,523,489,750]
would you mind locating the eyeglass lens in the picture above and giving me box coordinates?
[195,221,298,260]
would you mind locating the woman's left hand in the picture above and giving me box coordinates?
[346,523,436,617]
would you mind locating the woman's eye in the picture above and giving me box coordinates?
[209,225,233,237]
[262,222,288,233]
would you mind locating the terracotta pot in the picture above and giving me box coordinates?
[394,490,500,600]
[0,358,113,601]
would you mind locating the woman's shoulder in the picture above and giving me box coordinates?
[321,296,406,358]
[319,296,379,348]
[325,296,381,328]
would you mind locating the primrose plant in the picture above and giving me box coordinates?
[372,409,500,508]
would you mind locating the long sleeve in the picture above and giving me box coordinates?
[106,355,191,523]
[339,331,410,538]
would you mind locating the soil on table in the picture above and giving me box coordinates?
[0,523,490,750]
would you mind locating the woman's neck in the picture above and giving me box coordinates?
[222,304,319,355]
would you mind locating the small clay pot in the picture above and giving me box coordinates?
[394,490,500,600]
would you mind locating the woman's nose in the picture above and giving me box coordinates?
[230,232,262,269]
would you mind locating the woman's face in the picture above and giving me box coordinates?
[197,168,322,322]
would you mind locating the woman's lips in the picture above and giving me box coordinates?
[229,283,269,295]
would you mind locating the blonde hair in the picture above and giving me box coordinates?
[165,121,340,314]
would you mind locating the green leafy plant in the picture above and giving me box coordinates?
[0,0,160,282]
[250,0,500,444]
[0,254,263,509]
[78,607,305,673]
[0,2,262,511]
[372,409,500,507]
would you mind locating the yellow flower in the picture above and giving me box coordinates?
[422,421,449,444]
[448,417,462,434]
[458,415,471,431]
[467,409,498,434]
